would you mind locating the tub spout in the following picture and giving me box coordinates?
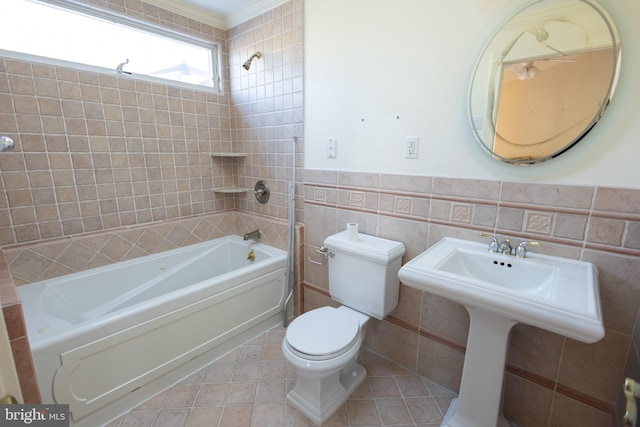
[243,229,262,241]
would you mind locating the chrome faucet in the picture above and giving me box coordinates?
[243,229,262,241]
[480,233,540,258]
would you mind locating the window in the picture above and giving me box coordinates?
[2,0,220,91]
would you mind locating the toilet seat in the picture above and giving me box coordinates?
[285,306,360,361]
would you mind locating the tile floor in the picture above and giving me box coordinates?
[105,326,457,426]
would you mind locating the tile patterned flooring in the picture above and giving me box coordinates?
[106,326,457,427]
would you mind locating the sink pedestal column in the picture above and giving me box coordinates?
[442,307,516,427]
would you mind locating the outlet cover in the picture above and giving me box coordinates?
[405,136,419,159]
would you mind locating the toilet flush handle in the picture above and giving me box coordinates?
[307,245,334,266]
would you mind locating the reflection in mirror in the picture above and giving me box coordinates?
[469,0,621,165]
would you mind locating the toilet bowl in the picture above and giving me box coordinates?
[282,230,405,425]
[282,306,369,425]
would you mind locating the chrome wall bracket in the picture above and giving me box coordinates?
[1,136,14,152]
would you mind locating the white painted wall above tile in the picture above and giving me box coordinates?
[304,0,640,188]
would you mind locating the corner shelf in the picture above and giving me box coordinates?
[210,153,250,193]
[212,187,251,194]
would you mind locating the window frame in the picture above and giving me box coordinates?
[1,0,222,93]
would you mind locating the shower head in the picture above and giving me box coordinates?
[242,51,262,70]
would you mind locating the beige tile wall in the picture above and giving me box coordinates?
[0,0,235,247]
[3,211,293,285]
[226,0,304,223]
[0,1,304,246]
[0,58,238,245]
[302,169,640,427]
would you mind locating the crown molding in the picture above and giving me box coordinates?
[143,0,290,30]
[226,0,289,28]
[143,0,228,29]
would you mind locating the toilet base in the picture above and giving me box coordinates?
[286,362,366,425]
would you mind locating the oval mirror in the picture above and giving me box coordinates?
[468,0,621,165]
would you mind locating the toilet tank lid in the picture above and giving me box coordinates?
[324,231,405,263]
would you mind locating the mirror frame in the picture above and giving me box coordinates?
[468,0,621,165]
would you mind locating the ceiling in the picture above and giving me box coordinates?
[145,0,287,29]
[181,0,256,16]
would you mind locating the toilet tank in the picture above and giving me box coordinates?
[324,231,405,320]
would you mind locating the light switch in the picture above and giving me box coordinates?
[327,138,337,158]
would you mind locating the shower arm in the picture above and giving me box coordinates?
[243,51,262,70]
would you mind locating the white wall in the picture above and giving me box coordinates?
[303,0,640,188]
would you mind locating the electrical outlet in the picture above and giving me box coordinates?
[405,136,419,159]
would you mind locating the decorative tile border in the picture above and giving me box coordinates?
[304,170,640,258]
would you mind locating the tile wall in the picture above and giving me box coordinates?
[226,0,304,223]
[3,211,292,285]
[0,63,235,246]
[302,169,640,427]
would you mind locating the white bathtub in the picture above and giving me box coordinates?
[18,235,287,426]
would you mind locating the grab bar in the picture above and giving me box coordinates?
[307,245,334,266]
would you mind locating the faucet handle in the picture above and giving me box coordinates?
[479,233,499,253]
[515,241,541,258]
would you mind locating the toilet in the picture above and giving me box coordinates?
[282,231,405,424]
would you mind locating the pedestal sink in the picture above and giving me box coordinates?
[398,237,604,427]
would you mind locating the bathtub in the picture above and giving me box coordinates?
[18,235,287,426]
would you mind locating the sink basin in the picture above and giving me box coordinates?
[437,247,557,296]
[399,237,603,343]
[399,237,604,427]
